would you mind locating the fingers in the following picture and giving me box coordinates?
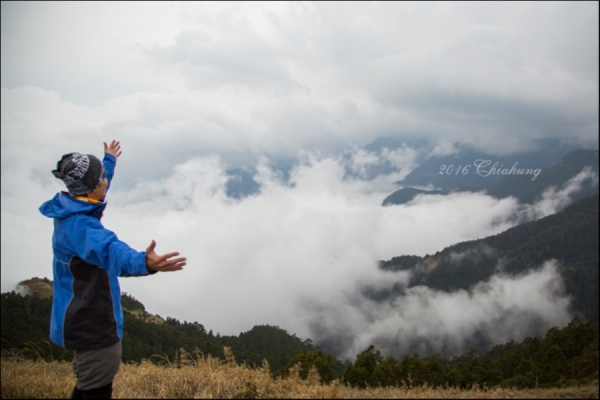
[151,257,187,272]
[158,259,187,272]
[146,239,156,253]
[145,240,186,272]
[157,255,187,267]
[111,140,122,158]
[156,251,181,261]
[104,140,122,158]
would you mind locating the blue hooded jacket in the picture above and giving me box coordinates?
[39,153,151,350]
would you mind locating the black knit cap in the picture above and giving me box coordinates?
[52,153,106,195]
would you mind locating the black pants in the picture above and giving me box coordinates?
[71,382,112,399]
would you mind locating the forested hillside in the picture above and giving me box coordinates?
[342,317,598,389]
[0,289,314,374]
[2,289,598,389]
[380,194,599,323]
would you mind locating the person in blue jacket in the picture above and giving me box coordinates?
[39,140,186,399]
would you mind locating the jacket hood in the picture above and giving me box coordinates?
[40,192,106,220]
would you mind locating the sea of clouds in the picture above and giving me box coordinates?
[102,151,587,359]
[2,137,595,360]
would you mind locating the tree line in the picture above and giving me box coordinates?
[340,317,598,389]
[1,290,315,374]
[2,290,597,388]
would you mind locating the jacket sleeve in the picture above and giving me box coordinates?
[68,215,152,277]
[102,153,117,193]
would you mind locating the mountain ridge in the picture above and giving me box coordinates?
[395,139,585,191]
[383,149,599,206]
[380,193,599,323]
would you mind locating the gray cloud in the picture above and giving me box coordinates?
[143,27,297,92]
[308,260,571,360]
[3,3,596,155]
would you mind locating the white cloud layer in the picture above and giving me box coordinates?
[309,260,571,360]
[2,151,585,359]
[520,167,599,220]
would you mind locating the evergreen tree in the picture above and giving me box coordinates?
[284,349,339,383]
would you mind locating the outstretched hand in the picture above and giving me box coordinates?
[146,240,186,272]
[104,140,122,159]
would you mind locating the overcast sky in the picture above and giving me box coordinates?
[1,2,598,359]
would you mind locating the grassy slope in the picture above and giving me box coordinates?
[2,353,598,399]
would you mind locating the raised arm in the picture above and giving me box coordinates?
[102,140,121,192]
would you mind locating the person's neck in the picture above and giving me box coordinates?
[72,194,103,204]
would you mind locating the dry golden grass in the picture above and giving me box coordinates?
[2,348,598,399]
